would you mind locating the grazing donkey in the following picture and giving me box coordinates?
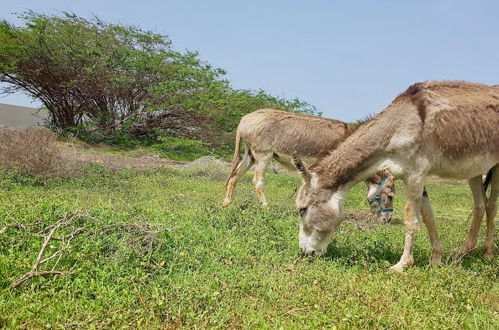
[223,109,395,222]
[292,81,499,272]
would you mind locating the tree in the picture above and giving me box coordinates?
[0,11,225,129]
[0,11,319,143]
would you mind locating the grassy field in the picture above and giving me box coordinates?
[0,163,497,328]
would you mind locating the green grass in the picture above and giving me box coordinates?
[148,136,233,161]
[0,165,497,328]
[148,136,212,161]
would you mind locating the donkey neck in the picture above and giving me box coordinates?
[311,118,391,190]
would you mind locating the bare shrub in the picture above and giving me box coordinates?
[0,127,75,176]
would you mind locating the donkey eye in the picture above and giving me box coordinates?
[299,208,307,217]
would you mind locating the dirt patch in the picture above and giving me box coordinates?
[58,141,187,170]
[57,141,302,175]
[184,156,229,168]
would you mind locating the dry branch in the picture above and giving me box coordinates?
[11,214,85,288]
[11,271,68,288]
[0,223,21,234]
[0,220,43,235]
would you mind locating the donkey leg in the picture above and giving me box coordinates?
[223,150,254,207]
[390,181,424,272]
[484,166,498,258]
[461,176,486,253]
[252,153,271,206]
[420,189,443,265]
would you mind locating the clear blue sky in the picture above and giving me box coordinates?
[2,0,499,121]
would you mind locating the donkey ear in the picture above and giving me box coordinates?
[385,172,396,192]
[386,172,397,183]
[292,151,311,184]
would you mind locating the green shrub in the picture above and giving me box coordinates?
[0,11,319,141]
[149,136,210,161]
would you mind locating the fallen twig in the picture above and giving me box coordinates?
[0,220,42,234]
[132,281,147,309]
[11,214,85,288]
[282,307,310,316]
[0,223,21,234]
[11,270,69,288]
[51,227,84,241]
[449,246,476,265]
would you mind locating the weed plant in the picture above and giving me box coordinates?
[0,165,497,328]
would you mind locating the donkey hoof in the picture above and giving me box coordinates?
[389,263,405,273]
[460,242,477,254]
[484,251,494,259]
[430,252,443,265]
[430,257,442,266]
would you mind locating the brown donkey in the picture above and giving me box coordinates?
[292,81,498,272]
[223,109,396,222]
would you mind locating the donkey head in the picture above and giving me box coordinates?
[292,152,341,256]
[365,171,396,223]
[292,152,396,256]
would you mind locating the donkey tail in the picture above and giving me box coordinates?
[225,128,242,188]
[483,168,493,192]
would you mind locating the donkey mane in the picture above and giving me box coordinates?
[310,113,377,169]
[310,80,499,190]
[347,113,376,134]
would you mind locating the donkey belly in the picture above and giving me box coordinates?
[430,153,499,179]
[272,153,317,172]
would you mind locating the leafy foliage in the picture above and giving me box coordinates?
[0,11,224,129]
[0,11,319,147]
